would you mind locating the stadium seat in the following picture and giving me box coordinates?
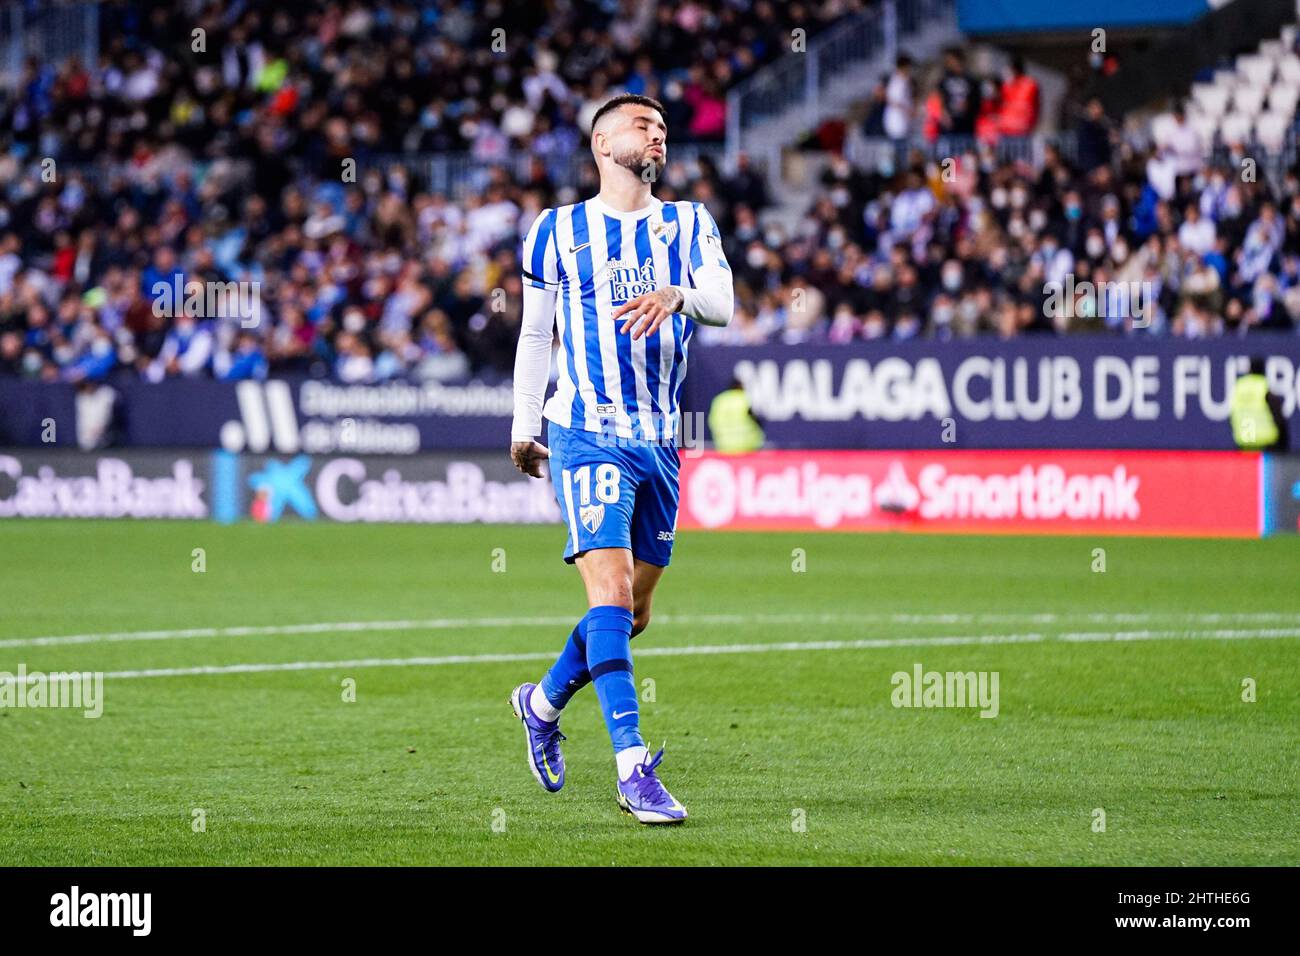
[1267,83,1300,115]
[1192,83,1230,117]
[1259,40,1286,62]
[1150,112,1178,148]
[1231,84,1266,117]
[1279,55,1300,86]
[1219,113,1253,145]
[1187,112,1219,146]
[1212,69,1240,90]
[1237,54,1275,87]
[1254,112,1291,152]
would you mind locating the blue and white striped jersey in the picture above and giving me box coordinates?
[520,195,730,442]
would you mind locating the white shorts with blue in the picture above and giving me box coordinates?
[546,420,681,567]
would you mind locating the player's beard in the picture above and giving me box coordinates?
[613,145,665,182]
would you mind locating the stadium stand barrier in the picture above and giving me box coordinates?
[0,1,98,90]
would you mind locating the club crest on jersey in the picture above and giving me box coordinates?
[579,502,605,534]
[648,216,678,246]
[609,257,658,302]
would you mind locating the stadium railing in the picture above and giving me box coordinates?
[845,132,1081,170]
[368,144,729,199]
[0,1,98,89]
[725,0,959,171]
[847,127,1297,201]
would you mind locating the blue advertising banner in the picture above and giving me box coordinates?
[0,377,515,453]
[0,380,76,446]
[3,338,1300,452]
[957,0,1209,34]
[682,337,1300,451]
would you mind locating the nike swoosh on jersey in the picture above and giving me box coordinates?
[569,241,592,254]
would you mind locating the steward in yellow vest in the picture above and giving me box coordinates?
[708,378,765,454]
[1230,359,1285,450]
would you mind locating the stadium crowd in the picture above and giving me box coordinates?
[0,0,1298,387]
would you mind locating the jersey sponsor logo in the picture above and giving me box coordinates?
[579,501,606,533]
[609,257,659,302]
[657,530,675,541]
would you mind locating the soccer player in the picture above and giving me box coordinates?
[507,93,733,824]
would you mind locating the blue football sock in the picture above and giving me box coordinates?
[584,604,643,753]
[539,620,590,711]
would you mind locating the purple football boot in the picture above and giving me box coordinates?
[616,746,687,824]
[509,683,566,792]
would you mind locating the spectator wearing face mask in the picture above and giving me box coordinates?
[1178,204,1217,258]
[1037,233,1074,288]
[1083,227,1108,264]
[1060,190,1091,256]
[1236,204,1284,286]
[147,313,213,382]
[890,171,938,245]
[217,330,269,381]
[8,17,1300,378]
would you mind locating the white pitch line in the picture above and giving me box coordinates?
[19,626,1294,682]
[1060,627,1300,642]
[5,611,1300,650]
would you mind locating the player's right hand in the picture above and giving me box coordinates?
[510,440,550,478]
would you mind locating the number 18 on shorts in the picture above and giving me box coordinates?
[547,421,681,568]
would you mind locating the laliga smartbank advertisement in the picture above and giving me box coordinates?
[678,450,1262,537]
[0,448,1272,536]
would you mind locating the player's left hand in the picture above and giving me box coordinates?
[614,287,684,340]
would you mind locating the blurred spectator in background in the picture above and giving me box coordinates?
[996,57,1039,137]
[0,0,1297,391]
[884,54,915,141]
[1075,98,1115,175]
[937,47,981,137]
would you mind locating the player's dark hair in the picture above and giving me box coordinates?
[590,94,667,132]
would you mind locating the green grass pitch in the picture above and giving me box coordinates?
[0,519,1297,866]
